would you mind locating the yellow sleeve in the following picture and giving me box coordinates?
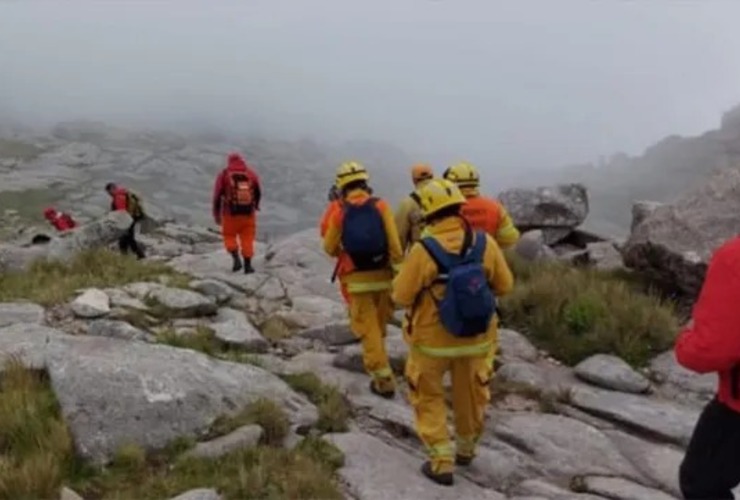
[392,242,427,307]
[381,202,404,268]
[322,211,342,258]
[394,198,412,252]
[484,235,514,296]
[495,206,520,249]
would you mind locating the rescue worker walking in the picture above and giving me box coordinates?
[319,183,350,305]
[212,152,261,274]
[43,207,77,232]
[105,183,146,259]
[394,163,434,253]
[323,161,403,398]
[392,178,513,486]
[443,162,520,249]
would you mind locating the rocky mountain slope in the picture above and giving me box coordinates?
[0,211,719,499]
[536,103,740,237]
[0,121,413,241]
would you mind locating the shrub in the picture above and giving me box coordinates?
[282,373,351,433]
[0,249,191,306]
[499,256,678,367]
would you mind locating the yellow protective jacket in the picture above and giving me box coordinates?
[392,216,514,357]
[323,189,404,294]
[395,179,431,252]
[460,187,520,249]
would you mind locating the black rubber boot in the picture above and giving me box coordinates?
[421,461,454,486]
[230,251,243,272]
[369,380,395,400]
[455,455,474,466]
[243,257,255,274]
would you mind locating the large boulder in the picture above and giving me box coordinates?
[498,184,589,230]
[0,211,133,273]
[0,324,317,465]
[623,166,740,297]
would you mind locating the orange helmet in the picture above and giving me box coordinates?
[411,163,433,184]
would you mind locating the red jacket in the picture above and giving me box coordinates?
[110,187,130,212]
[212,153,261,219]
[675,236,740,413]
[47,212,77,231]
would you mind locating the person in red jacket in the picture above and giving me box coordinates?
[43,207,77,232]
[213,152,261,273]
[105,182,146,259]
[675,235,740,499]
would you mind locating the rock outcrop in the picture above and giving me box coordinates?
[499,183,589,232]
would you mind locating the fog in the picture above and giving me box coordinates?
[3,0,740,170]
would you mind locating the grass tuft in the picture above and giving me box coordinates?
[208,399,289,447]
[0,249,191,306]
[499,254,679,367]
[282,373,351,433]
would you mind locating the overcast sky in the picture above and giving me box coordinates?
[2,0,740,169]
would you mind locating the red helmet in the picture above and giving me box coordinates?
[43,207,56,220]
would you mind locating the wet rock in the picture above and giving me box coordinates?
[574,354,650,394]
[569,386,700,446]
[71,288,111,318]
[189,279,234,305]
[498,184,589,230]
[298,321,356,346]
[184,424,263,460]
[0,302,44,328]
[211,308,269,352]
[87,319,153,342]
[327,431,506,500]
[490,413,641,482]
[574,476,676,500]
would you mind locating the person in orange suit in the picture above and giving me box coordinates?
[212,152,262,274]
[319,183,351,304]
[43,207,77,232]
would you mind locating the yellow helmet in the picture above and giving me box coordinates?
[444,161,480,188]
[335,161,370,189]
[417,178,466,219]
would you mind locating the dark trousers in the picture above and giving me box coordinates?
[118,221,145,259]
[680,397,740,499]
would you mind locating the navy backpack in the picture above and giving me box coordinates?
[341,198,389,271]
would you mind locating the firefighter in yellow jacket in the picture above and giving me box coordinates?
[392,178,514,486]
[324,161,404,398]
[394,163,434,253]
[443,162,520,249]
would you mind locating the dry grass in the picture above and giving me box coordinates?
[0,249,191,306]
[282,372,351,433]
[499,254,679,367]
[0,360,342,499]
[207,399,290,446]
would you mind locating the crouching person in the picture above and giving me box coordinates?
[392,178,513,486]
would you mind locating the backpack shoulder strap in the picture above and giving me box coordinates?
[409,192,421,207]
[420,236,452,275]
[465,231,487,262]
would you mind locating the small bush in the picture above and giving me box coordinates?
[499,256,678,367]
[295,436,345,471]
[0,249,191,306]
[282,373,351,433]
[156,326,221,357]
[208,399,289,446]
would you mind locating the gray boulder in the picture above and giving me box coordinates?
[298,321,357,346]
[0,323,60,369]
[148,286,218,318]
[184,424,263,460]
[514,230,556,262]
[189,279,234,305]
[0,302,44,328]
[631,201,664,233]
[86,319,153,342]
[211,308,269,352]
[574,354,650,394]
[498,184,589,230]
[573,476,676,500]
[71,288,111,319]
[623,166,740,297]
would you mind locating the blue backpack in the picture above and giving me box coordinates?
[341,198,389,271]
[420,230,496,337]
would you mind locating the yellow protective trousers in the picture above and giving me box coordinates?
[405,348,492,473]
[349,290,396,393]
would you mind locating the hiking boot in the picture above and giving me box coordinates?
[421,461,454,486]
[230,251,243,272]
[455,454,474,466]
[243,257,255,274]
[369,380,395,399]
